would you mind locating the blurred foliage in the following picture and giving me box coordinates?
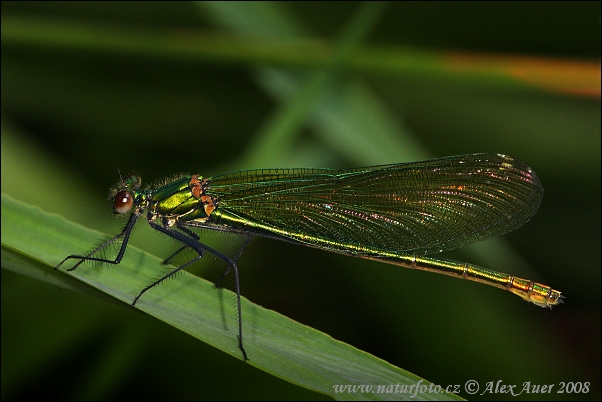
[2,2,600,400]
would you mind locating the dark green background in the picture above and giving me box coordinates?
[2,2,600,400]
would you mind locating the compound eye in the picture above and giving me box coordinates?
[114,191,134,214]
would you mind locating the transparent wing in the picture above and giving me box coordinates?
[199,154,543,256]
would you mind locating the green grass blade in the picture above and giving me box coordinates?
[1,194,462,401]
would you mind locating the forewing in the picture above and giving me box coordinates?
[204,154,543,256]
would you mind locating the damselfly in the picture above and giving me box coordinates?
[56,153,563,360]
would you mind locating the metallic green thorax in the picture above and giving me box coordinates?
[150,176,210,219]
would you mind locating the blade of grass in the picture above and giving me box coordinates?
[1,194,462,401]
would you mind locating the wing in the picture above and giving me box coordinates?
[200,153,543,256]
